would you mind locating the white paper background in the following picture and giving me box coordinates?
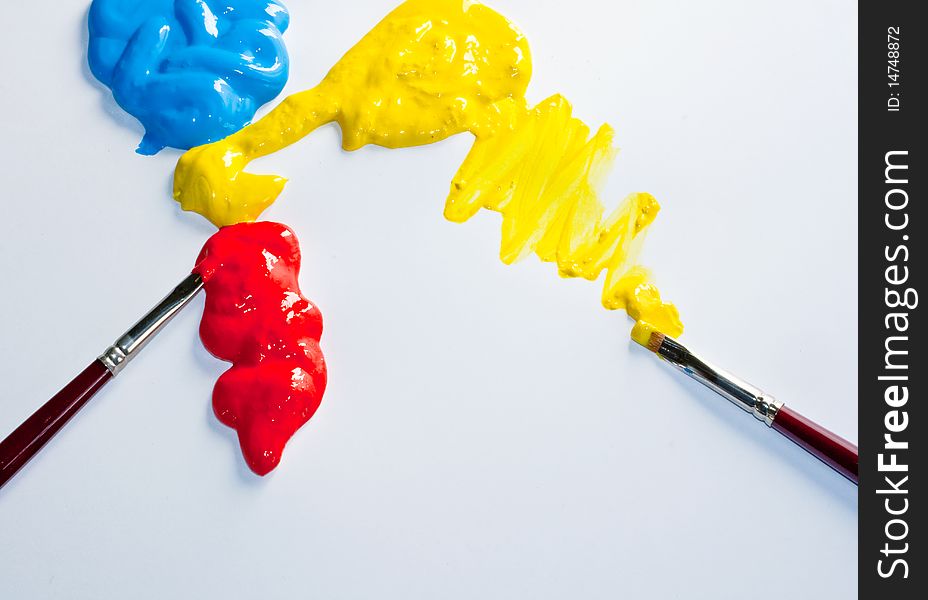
[0,1,857,598]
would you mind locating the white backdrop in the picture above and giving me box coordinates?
[0,1,857,598]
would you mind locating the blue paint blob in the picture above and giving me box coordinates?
[88,0,291,155]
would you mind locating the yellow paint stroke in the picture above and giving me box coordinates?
[174,0,683,338]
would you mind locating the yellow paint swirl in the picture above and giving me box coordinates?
[174,0,683,338]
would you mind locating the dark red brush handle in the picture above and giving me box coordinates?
[0,360,112,490]
[772,405,858,484]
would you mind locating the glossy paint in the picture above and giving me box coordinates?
[88,0,291,154]
[173,0,681,336]
[194,221,327,475]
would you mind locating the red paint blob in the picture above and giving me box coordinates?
[193,222,327,475]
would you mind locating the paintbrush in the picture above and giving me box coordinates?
[0,274,203,490]
[633,327,858,483]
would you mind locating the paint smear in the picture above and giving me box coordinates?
[175,0,682,337]
[88,0,291,154]
[194,221,327,475]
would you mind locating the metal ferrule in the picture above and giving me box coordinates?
[98,273,204,376]
[655,335,782,426]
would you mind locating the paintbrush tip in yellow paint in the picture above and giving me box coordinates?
[630,322,666,354]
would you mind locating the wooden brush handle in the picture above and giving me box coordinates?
[0,360,113,490]
[771,405,858,484]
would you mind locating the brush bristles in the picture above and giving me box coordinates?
[647,332,665,354]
